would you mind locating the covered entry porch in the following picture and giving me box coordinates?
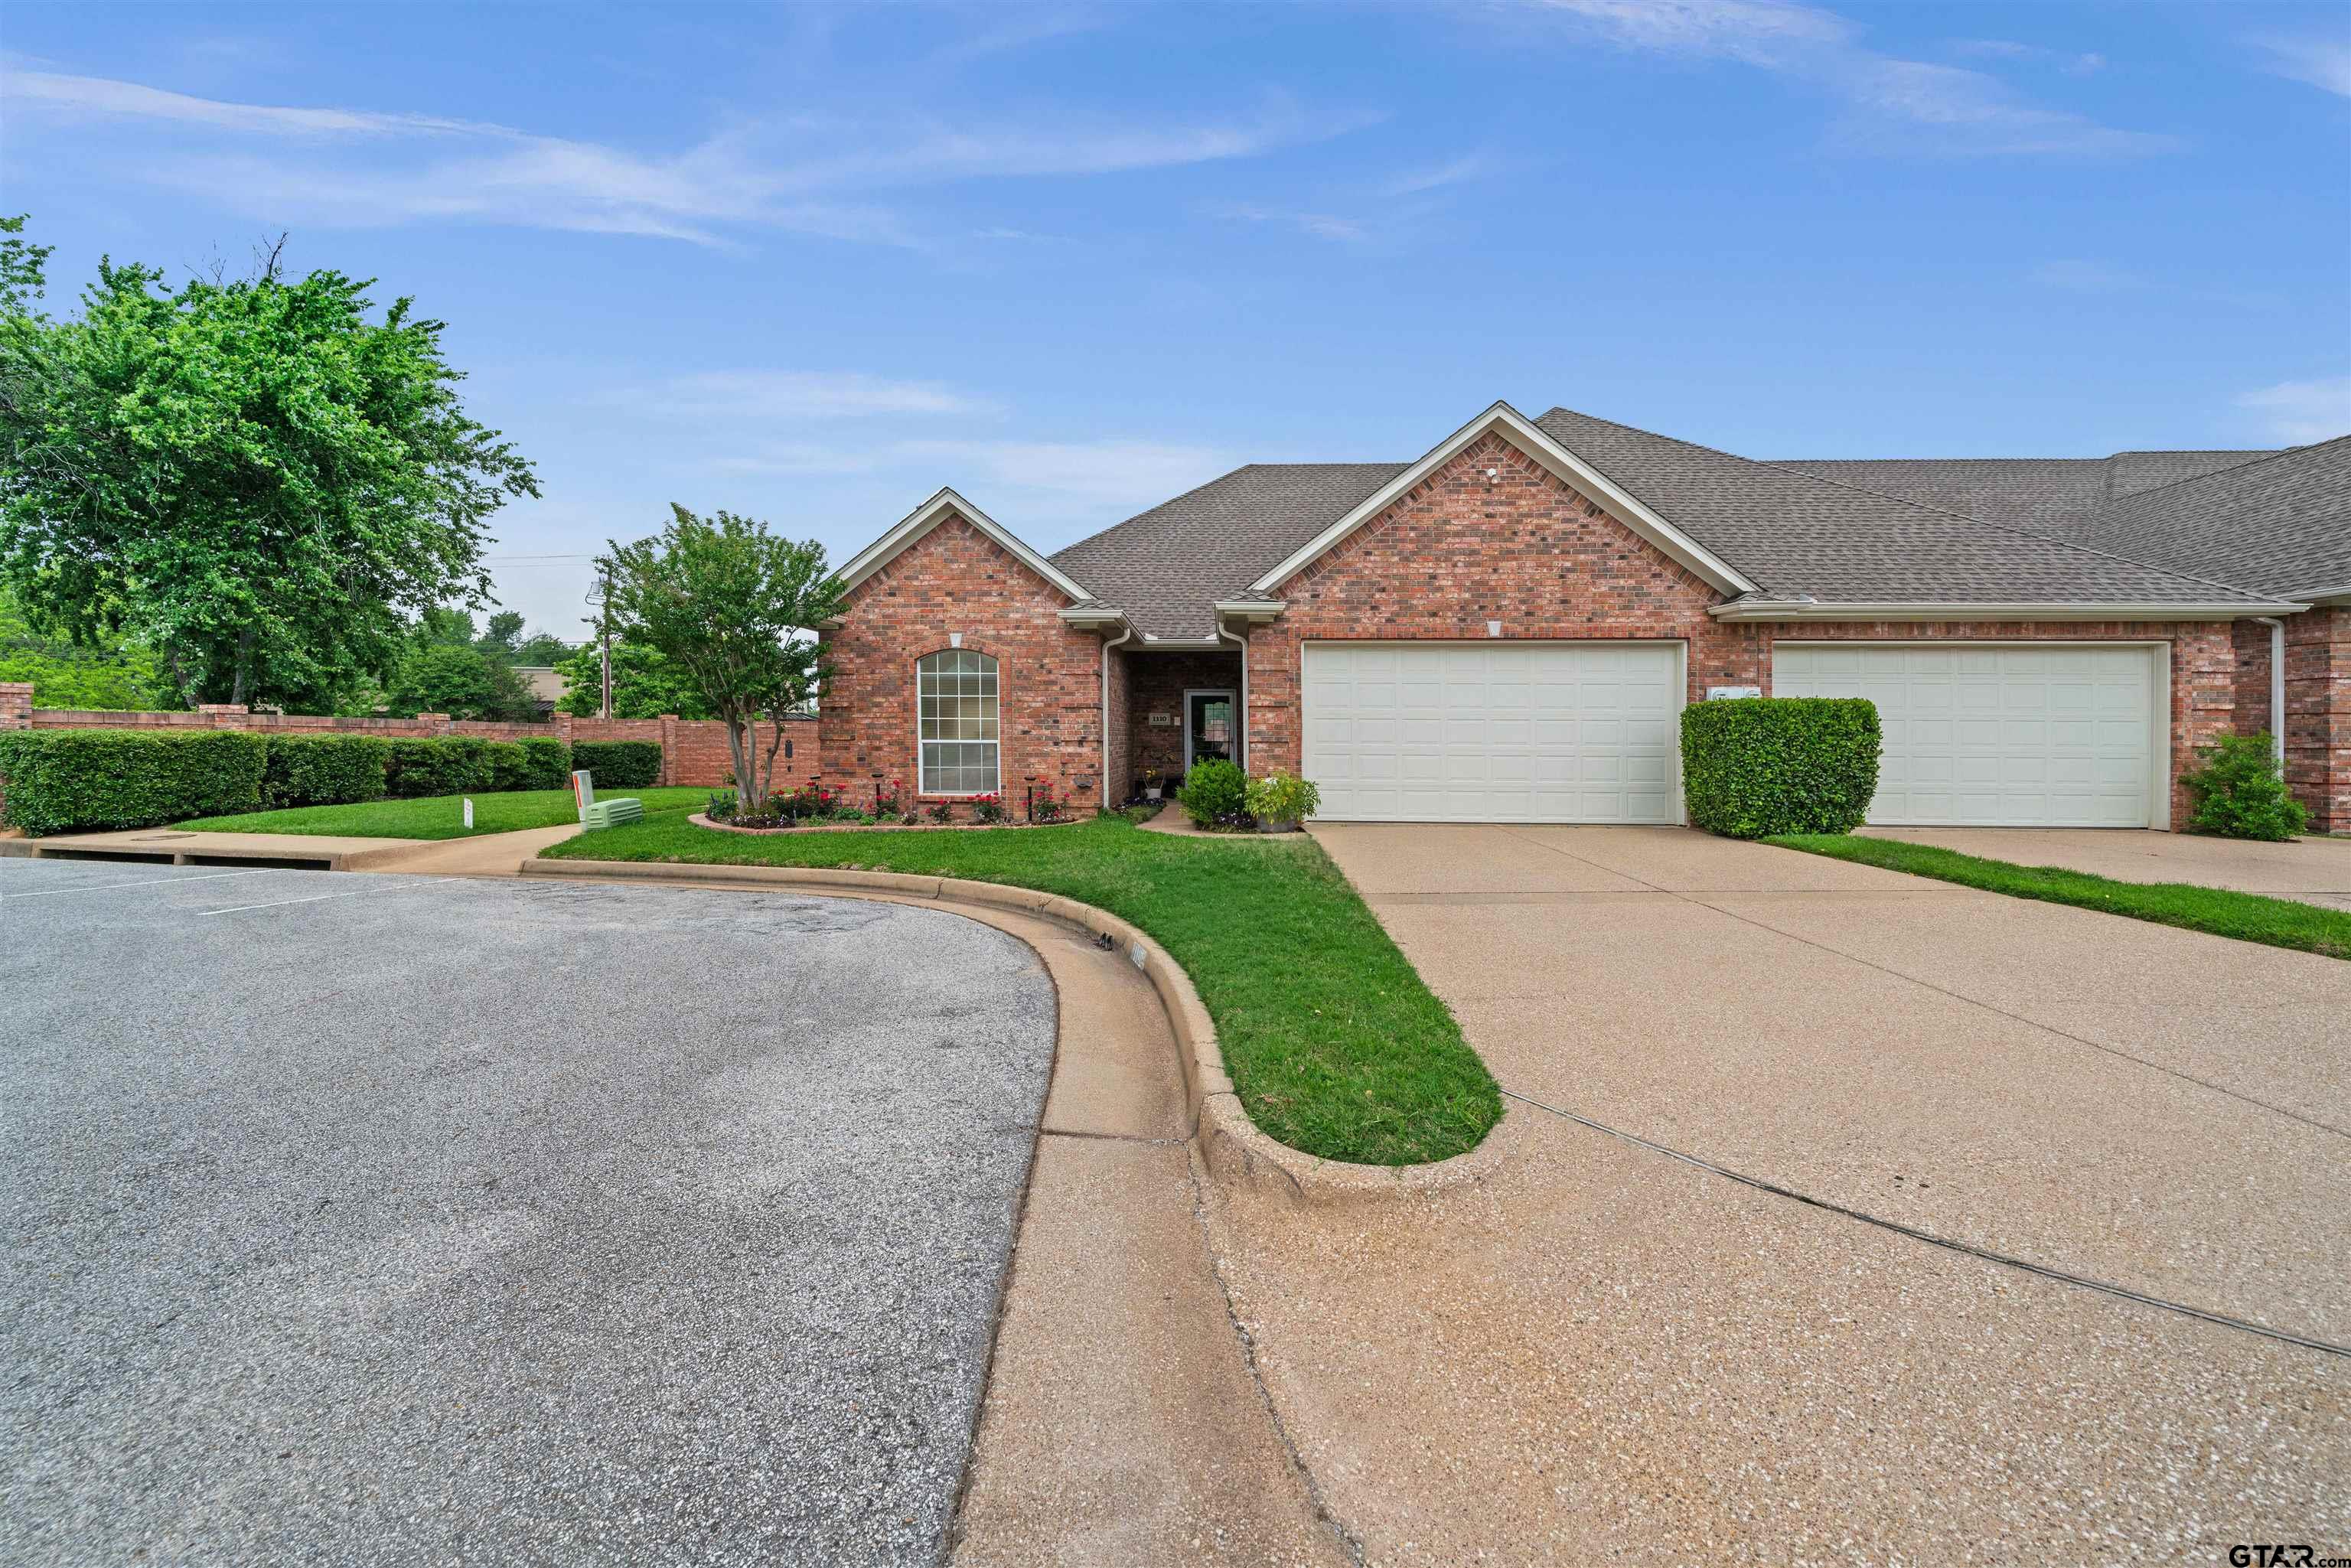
[1111,647,1244,805]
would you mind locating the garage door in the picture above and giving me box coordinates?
[1302,642,1681,823]
[1772,643,2159,827]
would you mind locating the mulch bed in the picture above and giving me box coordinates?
[687,812,1085,836]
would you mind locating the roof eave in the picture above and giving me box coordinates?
[1708,598,2310,623]
[2283,583,2351,606]
[836,487,1094,604]
[1245,402,1758,598]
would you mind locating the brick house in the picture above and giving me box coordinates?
[815,403,2348,832]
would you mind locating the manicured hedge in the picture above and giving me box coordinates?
[515,736,572,791]
[571,739,661,789]
[1681,696,1880,839]
[484,740,530,792]
[386,735,492,797]
[0,728,267,836]
[263,734,392,808]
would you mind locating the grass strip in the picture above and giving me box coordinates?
[181,786,713,841]
[1767,833,2350,960]
[543,813,1502,1165]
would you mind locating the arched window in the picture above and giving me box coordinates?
[917,650,999,795]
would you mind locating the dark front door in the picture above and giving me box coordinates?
[1186,690,1237,771]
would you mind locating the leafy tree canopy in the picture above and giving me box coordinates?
[553,637,708,719]
[383,641,540,722]
[0,588,171,709]
[598,506,841,803]
[0,217,537,712]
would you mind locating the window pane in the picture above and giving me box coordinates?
[917,654,997,790]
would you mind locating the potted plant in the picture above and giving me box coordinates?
[1141,767,1164,803]
[1244,770,1321,833]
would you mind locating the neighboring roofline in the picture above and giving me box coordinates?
[836,486,1094,602]
[1247,402,1759,598]
[1709,598,2309,623]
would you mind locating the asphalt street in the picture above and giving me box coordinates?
[1,858,1057,1566]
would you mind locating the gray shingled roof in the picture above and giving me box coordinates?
[1529,409,2272,606]
[2046,436,2351,598]
[1771,451,2270,530]
[1041,408,2300,636]
[1050,462,1402,638]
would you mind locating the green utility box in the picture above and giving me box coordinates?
[581,797,644,830]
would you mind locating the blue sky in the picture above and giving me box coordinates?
[5,0,2347,640]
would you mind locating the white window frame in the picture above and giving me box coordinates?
[916,650,1002,797]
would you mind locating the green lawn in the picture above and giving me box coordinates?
[1768,833,2351,960]
[543,813,1502,1166]
[181,786,713,841]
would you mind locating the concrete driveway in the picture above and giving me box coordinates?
[1860,824,2351,911]
[1,859,1055,1567]
[1198,823,2350,1561]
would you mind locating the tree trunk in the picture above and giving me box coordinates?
[726,718,756,807]
[230,627,256,707]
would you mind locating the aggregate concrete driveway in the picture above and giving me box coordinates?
[1193,823,2351,1561]
[0,859,1055,1567]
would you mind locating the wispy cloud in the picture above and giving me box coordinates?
[720,437,1233,513]
[1213,203,1371,243]
[1520,0,2172,155]
[1952,39,2105,76]
[1,67,1373,247]
[1381,152,1495,197]
[2237,378,2351,445]
[2248,32,2351,98]
[643,370,995,420]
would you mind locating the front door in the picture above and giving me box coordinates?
[1185,689,1237,772]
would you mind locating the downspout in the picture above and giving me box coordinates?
[1215,616,1250,772]
[2252,617,2286,769]
[1101,621,1134,810]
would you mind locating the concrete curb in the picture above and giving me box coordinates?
[522,856,1508,1208]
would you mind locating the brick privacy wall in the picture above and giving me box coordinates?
[817,510,1102,813]
[5,694,768,790]
[1127,650,1244,789]
[1244,432,2241,828]
[2284,605,2349,832]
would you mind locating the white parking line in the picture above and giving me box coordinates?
[1,868,276,899]
[199,879,444,916]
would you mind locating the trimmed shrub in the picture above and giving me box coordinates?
[516,736,572,791]
[386,736,492,798]
[262,734,391,808]
[571,739,661,789]
[483,740,531,791]
[2183,732,2307,841]
[1244,770,1322,827]
[1682,696,1880,839]
[0,728,266,836]
[1178,758,1249,827]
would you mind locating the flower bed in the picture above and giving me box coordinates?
[687,812,1087,836]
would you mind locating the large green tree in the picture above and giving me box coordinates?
[0,218,537,710]
[552,637,706,719]
[598,507,840,803]
[0,588,171,709]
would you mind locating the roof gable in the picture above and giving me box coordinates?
[836,487,1093,605]
[1247,403,1758,597]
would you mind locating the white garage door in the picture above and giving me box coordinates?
[1772,643,2160,827]
[1303,642,1681,823]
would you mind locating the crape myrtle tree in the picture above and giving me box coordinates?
[597,505,843,806]
[0,217,537,710]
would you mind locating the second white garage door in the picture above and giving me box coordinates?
[1302,641,1681,823]
[1772,642,2162,827]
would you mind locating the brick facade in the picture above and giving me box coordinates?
[2283,605,2349,832]
[1125,650,1244,792]
[1241,433,2243,829]
[817,510,1103,814]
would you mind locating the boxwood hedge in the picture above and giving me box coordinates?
[515,736,572,791]
[570,739,661,789]
[263,734,392,808]
[1681,696,1880,839]
[386,736,492,797]
[0,729,268,836]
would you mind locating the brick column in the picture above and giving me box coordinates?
[415,712,452,734]
[197,703,249,729]
[555,712,575,744]
[658,715,679,784]
[0,682,32,731]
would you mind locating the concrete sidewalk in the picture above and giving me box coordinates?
[1201,822,2351,1561]
[1861,824,2351,911]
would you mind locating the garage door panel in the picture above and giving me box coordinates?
[1774,643,2155,828]
[1304,642,1681,823]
